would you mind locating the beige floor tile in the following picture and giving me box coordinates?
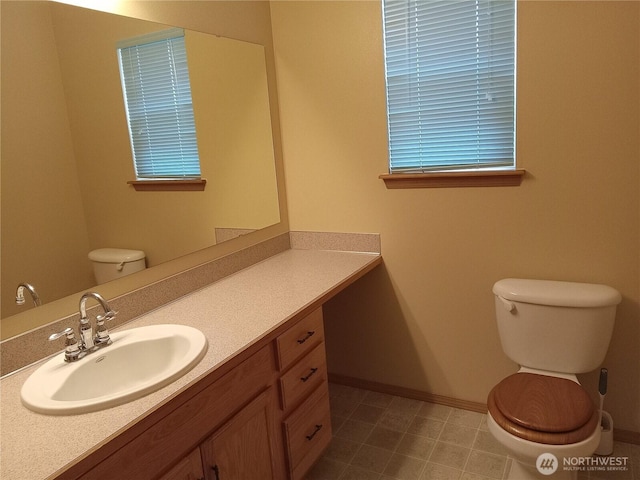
[378,409,415,432]
[396,433,436,460]
[447,409,484,429]
[336,418,376,443]
[324,436,361,464]
[365,426,405,451]
[417,403,453,421]
[352,403,386,424]
[330,384,369,403]
[460,472,495,480]
[478,415,490,432]
[340,464,383,480]
[472,430,510,457]
[429,442,471,469]
[383,453,426,480]
[388,396,425,415]
[306,457,348,480]
[439,423,478,448]
[332,413,348,432]
[407,416,445,439]
[331,395,362,418]
[420,462,462,480]
[464,450,507,479]
[363,390,395,409]
[351,444,394,474]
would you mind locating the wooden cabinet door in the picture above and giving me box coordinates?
[200,388,278,480]
[158,449,204,480]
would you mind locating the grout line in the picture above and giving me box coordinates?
[460,427,481,478]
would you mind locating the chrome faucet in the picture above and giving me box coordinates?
[15,282,41,307]
[49,292,117,362]
[79,292,117,348]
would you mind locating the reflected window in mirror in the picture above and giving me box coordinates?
[117,28,204,189]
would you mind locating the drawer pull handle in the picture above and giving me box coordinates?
[297,331,315,344]
[212,465,220,480]
[300,367,318,382]
[306,424,323,441]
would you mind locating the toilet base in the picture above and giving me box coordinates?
[488,410,600,480]
[508,458,578,480]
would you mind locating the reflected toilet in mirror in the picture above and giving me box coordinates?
[88,248,147,285]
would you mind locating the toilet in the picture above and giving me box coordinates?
[487,278,621,480]
[88,248,146,284]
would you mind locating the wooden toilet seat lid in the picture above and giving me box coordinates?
[492,373,594,433]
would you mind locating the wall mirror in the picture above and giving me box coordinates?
[1,1,283,335]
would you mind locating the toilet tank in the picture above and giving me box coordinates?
[89,248,146,285]
[493,278,621,374]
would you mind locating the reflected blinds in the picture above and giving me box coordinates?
[117,29,201,179]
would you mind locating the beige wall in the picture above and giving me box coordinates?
[1,2,95,318]
[270,0,640,434]
[187,32,280,230]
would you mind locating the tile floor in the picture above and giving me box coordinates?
[306,384,640,480]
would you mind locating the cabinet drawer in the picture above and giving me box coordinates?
[279,342,327,411]
[276,308,324,371]
[283,382,332,480]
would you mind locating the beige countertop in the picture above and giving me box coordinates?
[0,248,381,480]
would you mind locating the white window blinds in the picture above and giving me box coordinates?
[382,0,516,173]
[117,29,201,179]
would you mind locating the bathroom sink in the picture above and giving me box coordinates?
[21,324,208,415]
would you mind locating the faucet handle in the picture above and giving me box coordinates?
[49,327,82,362]
[94,310,117,347]
[48,327,75,342]
[96,310,117,322]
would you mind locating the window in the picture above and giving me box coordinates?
[117,29,201,183]
[381,0,518,184]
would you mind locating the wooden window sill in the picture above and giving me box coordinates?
[379,169,526,189]
[128,179,207,191]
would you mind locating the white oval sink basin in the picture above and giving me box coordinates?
[21,324,208,415]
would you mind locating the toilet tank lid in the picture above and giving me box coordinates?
[88,248,146,263]
[493,278,622,307]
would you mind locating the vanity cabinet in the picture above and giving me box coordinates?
[158,449,203,480]
[71,307,331,480]
[199,388,279,480]
[157,389,279,480]
[76,343,283,480]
